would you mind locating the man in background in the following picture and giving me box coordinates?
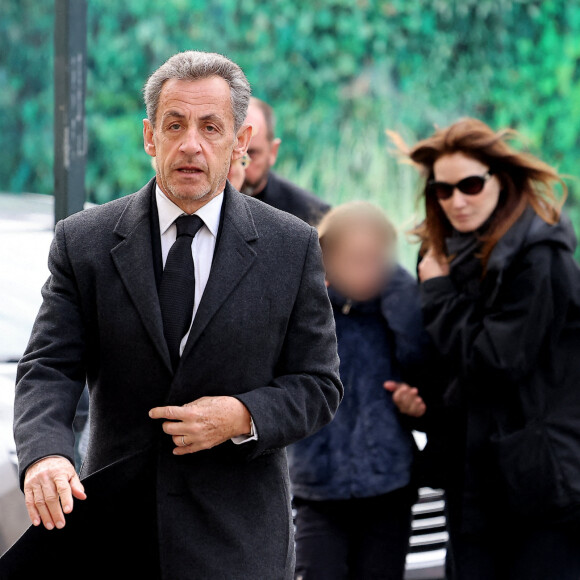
[242,97,330,226]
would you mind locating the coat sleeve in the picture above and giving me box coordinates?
[232,228,343,458]
[14,220,87,485]
[420,244,556,387]
[380,264,433,383]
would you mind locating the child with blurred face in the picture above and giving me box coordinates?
[320,202,395,302]
[288,202,429,580]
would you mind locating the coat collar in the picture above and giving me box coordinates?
[257,171,280,203]
[110,179,173,373]
[179,182,259,364]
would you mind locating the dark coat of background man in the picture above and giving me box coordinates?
[6,51,342,579]
[241,97,331,226]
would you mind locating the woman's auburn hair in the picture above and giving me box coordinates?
[389,118,567,270]
[317,201,397,252]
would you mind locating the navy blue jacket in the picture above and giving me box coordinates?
[288,265,429,501]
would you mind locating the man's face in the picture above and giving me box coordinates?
[242,103,280,196]
[143,77,250,211]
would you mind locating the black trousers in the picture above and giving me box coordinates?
[294,487,414,580]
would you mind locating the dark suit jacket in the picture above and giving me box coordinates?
[256,172,330,226]
[9,180,342,579]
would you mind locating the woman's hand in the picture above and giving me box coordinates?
[418,248,450,282]
[384,381,427,418]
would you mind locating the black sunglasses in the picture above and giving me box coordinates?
[427,172,492,201]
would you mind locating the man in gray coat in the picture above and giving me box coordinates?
[241,97,331,226]
[8,51,342,579]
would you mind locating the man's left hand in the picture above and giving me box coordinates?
[149,396,252,455]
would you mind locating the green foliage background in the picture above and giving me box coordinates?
[1,0,579,263]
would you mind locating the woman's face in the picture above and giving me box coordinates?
[323,225,391,302]
[432,152,501,233]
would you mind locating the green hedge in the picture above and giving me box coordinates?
[1,0,578,263]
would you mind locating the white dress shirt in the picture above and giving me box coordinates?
[156,185,222,355]
[156,186,257,444]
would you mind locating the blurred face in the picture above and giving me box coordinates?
[432,152,501,233]
[143,77,251,213]
[242,102,281,196]
[323,226,391,302]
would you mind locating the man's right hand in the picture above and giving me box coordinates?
[24,456,86,530]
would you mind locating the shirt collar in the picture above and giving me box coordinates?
[155,184,223,238]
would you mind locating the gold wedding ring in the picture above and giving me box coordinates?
[181,435,187,447]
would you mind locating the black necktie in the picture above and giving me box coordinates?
[159,214,204,370]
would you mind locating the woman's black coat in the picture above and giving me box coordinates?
[419,207,580,534]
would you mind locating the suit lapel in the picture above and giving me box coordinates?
[180,184,259,362]
[110,180,172,374]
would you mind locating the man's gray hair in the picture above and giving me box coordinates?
[144,51,251,131]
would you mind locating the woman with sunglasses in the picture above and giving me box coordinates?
[389,118,580,579]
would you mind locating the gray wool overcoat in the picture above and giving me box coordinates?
[7,179,342,580]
